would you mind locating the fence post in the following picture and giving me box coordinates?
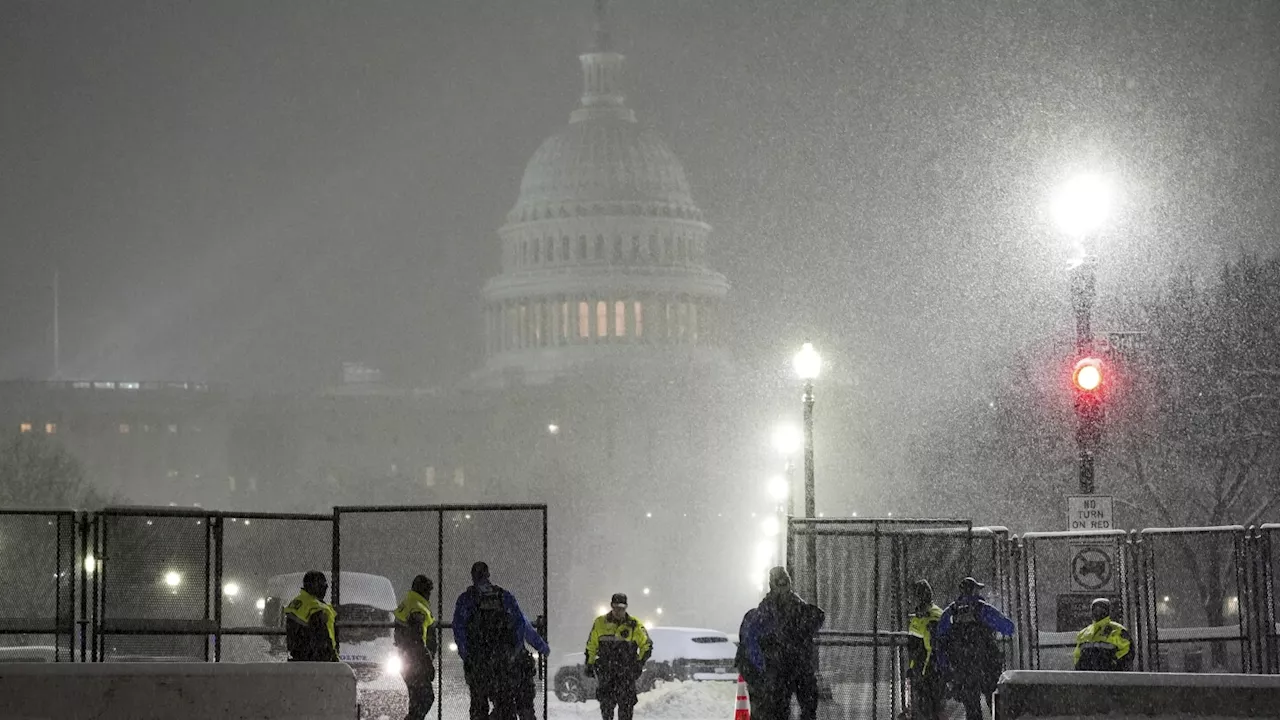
[331,508,341,655]
[213,513,224,662]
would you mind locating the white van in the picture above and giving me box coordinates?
[263,571,400,682]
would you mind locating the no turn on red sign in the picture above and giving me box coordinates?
[1067,495,1114,531]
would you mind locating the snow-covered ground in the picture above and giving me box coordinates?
[358,679,737,720]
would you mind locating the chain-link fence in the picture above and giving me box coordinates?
[1259,525,1280,674]
[0,510,76,661]
[334,504,548,720]
[95,507,216,661]
[1012,530,1133,671]
[786,518,993,720]
[215,512,333,663]
[1135,526,1251,673]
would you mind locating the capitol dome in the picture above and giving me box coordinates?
[478,20,728,385]
[508,119,705,225]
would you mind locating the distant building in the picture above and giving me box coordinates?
[0,380,232,508]
[0,8,792,631]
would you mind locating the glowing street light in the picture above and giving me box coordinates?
[771,424,803,456]
[164,571,182,588]
[84,555,97,575]
[1051,173,1113,241]
[761,516,781,537]
[793,342,822,381]
[793,342,822,601]
[766,475,789,501]
[223,581,240,598]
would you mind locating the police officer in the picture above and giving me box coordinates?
[511,614,548,720]
[936,577,1014,720]
[585,593,652,720]
[284,570,339,662]
[905,580,945,720]
[453,561,549,720]
[740,567,826,720]
[1074,598,1132,671]
[395,574,439,720]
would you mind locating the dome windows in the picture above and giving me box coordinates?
[486,294,711,353]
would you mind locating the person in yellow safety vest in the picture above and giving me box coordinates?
[1074,598,1132,671]
[395,574,439,720]
[905,579,947,720]
[585,593,652,720]
[285,570,339,662]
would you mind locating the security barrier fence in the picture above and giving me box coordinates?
[787,520,1280,720]
[8,507,1280,719]
[0,510,76,661]
[333,505,549,720]
[0,504,546,720]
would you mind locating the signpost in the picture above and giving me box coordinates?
[1067,495,1113,531]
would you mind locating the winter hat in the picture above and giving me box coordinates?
[412,574,434,596]
[959,577,985,594]
[912,579,933,603]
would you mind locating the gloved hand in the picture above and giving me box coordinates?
[584,663,596,679]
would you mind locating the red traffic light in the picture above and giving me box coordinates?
[1073,357,1104,392]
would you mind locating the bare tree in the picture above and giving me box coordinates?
[0,432,103,508]
[1109,255,1280,661]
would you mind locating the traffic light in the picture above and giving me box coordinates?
[1072,356,1106,495]
[1072,357,1105,393]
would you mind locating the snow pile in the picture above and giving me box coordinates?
[360,678,736,720]
[550,680,736,720]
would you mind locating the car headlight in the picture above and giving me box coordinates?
[383,652,402,676]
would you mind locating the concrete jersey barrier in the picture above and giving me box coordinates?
[995,670,1280,720]
[0,662,357,720]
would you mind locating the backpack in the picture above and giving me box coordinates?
[946,601,1001,683]
[466,585,519,666]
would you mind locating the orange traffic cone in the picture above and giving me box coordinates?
[734,675,751,720]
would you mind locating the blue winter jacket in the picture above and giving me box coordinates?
[452,583,550,661]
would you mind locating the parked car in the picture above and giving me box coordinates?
[553,626,738,703]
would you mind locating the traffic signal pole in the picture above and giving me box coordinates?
[1070,256,1100,494]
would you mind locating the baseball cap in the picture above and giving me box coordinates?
[611,593,628,607]
[959,577,985,593]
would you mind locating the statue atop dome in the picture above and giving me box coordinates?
[592,0,612,53]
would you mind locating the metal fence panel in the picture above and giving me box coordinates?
[1018,530,1130,671]
[786,518,988,720]
[1136,526,1248,673]
[215,512,333,662]
[97,508,215,661]
[0,510,76,661]
[336,505,548,720]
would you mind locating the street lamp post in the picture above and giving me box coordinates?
[1053,173,1112,495]
[792,342,822,600]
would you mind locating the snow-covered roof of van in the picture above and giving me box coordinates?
[266,571,396,611]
